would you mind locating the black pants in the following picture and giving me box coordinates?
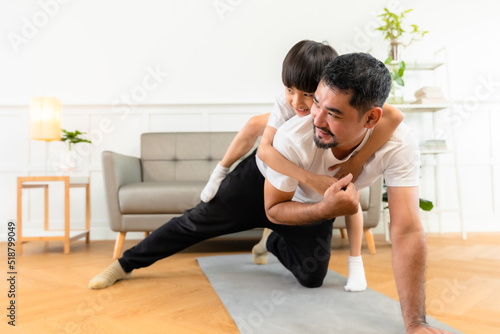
[119,150,333,288]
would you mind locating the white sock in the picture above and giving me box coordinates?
[200,163,229,203]
[344,256,367,292]
[88,261,130,289]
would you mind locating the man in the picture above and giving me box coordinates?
[256,53,448,334]
[89,52,447,333]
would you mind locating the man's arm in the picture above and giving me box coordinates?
[264,174,359,225]
[387,186,450,334]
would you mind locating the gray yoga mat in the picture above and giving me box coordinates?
[197,254,462,334]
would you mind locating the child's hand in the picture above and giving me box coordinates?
[306,173,337,196]
[328,157,363,183]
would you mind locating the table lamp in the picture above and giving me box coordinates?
[29,97,62,174]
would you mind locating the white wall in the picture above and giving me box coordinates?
[1,0,499,241]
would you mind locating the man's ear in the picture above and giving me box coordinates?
[363,107,382,129]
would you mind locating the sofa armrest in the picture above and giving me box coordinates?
[102,151,142,232]
[363,176,383,228]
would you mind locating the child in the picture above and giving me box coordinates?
[200,40,403,292]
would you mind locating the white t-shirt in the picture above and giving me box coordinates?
[267,93,296,129]
[255,92,294,175]
[266,114,421,204]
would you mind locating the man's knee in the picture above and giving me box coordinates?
[297,274,325,288]
[292,264,328,288]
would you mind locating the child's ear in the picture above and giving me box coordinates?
[364,107,382,129]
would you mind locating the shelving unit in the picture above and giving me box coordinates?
[383,49,466,241]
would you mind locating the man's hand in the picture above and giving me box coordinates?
[406,322,452,334]
[319,174,359,219]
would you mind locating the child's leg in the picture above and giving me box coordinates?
[200,113,269,202]
[344,203,367,292]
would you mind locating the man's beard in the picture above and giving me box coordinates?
[313,124,337,149]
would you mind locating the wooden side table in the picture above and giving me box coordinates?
[17,176,90,254]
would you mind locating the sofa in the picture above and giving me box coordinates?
[102,132,382,258]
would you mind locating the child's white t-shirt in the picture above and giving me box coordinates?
[255,92,294,176]
[266,93,296,130]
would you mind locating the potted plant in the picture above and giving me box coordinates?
[376,7,428,104]
[61,129,92,150]
[58,129,92,174]
[376,8,428,61]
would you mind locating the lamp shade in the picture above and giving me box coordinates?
[30,97,62,141]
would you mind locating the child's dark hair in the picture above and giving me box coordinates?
[282,40,338,93]
[320,52,392,118]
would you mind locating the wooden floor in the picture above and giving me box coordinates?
[1,232,499,333]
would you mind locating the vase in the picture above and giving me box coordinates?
[387,83,404,104]
[389,41,403,62]
[57,147,78,176]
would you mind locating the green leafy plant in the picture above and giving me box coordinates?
[61,129,92,150]
[385,56,406,103]
[376,7,428,100]
[376,8,428,46]
[385,57,406,87]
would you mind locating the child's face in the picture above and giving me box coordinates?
[285,86,314,117]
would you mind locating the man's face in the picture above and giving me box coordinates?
[285,86,314,117]
[311,81,369,157]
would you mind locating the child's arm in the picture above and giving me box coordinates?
[258,126,336,196]
[258,103,404,196]
[200,113,269,202]
[329,103,404,181]
[220,113,269,168]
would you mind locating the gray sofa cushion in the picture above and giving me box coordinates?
[141,132,236,182]
[119,181,204,214]
[141,160,220,182]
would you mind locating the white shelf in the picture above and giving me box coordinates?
[426,207,462,214]
[404,62,445,71]
[420,149,453,155]
[393,104,449,113]
[385,50,466,240]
